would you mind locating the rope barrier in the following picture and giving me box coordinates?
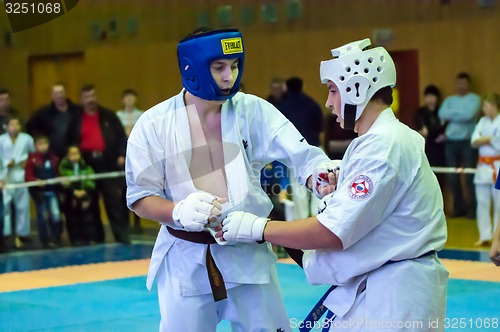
[0,166,480,191]
[430,166,476,174]
[3,171,125,190]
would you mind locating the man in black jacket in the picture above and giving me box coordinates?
[26,83,80,159]
[277,77,325,220]
[66,84,130,244]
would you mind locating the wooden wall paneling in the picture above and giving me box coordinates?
[1,0,500,116]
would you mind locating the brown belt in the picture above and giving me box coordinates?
[166,226,227,302]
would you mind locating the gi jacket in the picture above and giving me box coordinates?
[126,90,329,294]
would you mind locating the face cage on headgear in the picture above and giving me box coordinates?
[319,38,396,131]
[177,29,245,101]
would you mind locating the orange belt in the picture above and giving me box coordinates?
[478,155,500,182]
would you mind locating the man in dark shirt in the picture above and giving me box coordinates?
[26,83,80,158]
[277,77,324,219]
[278,77,324,146]
[266,78,286,107]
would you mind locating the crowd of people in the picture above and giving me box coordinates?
[0,84,143,252]
[414,73,500,248]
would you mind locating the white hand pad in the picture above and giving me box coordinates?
[221,211,269,243]
[172,192,222,231]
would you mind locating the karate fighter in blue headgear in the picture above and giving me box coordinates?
[125,28,337,331]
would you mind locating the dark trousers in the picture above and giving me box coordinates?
[62,190,97,245]
[444,140,477,215]
[83,152,130,244]
[96,177,130,244]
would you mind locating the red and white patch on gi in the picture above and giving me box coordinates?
[348,175,373,199]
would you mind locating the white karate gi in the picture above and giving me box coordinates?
[0,132,35,237]
[471,115,500,242]
[126,90,329,331]
[303,109,449,332]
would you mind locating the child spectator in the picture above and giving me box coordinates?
[25,135,61,248]
[471,93,500,247]
[116,88,144,234]
[59,145,96,246]
[0,116,35,249]
[116,89,143,137]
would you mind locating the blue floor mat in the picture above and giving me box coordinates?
[1,264,499,332]
[0,243,154,273]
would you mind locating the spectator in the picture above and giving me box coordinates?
[26,83,79,158]
[0,89,22,135]
[279,77,324,147]
[263,78,288,241]
[471,93,500,247]
[116,89,144,234]
[266,78,286,107]
[323,113,358,160]
[0,117,35,249]
[415,84,446,187]
[59,145,97,246]
[25,135,61,248]
[116,89,143,137]
[66,84,129,244]
[279,77,324,219]
[438,72,481,218]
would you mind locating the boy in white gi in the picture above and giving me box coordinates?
[219,39,449,332]
[471,93,500,248]
[0,117,35,248]
[125,28,334,331]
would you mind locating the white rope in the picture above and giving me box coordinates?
[3,171,125,190]
[0,166,480,191]
[430,166,476,174]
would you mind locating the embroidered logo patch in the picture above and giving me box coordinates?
[348,175,373,199]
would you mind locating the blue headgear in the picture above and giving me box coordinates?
[177,29,245,101]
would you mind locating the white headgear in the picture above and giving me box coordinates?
[320,38,396,130]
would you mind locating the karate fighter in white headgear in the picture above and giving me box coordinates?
[125,28,337,331]
[219,38,449,332]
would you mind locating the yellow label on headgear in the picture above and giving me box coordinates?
[221,37,243,54]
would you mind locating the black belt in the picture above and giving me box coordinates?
[166,226,227,302]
